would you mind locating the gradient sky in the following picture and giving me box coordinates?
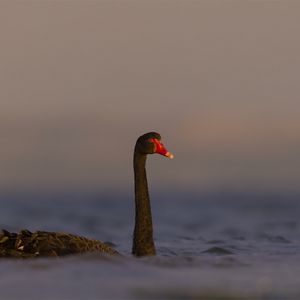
[1,1,299,193]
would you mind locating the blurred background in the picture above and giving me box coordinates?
[1,1,299,196]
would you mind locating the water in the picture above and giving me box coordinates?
[0,191,300,299]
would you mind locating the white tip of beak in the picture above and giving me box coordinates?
[165,152,174,159]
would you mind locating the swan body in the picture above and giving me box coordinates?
[0,229,118,257]
[0,132,173,258]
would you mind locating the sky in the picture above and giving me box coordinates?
[0,1,299,194]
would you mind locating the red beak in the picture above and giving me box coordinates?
[150,138,174,159]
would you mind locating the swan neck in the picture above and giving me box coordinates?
[132,149,156,256]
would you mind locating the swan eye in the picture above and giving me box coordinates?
[148,138,157,152]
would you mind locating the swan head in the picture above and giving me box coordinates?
[136,132,174,159]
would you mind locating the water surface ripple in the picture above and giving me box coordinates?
[0,192,299,299]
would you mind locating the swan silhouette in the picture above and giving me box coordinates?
[0,132,173,258]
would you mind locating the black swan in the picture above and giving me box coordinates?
[0,132,173,258]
